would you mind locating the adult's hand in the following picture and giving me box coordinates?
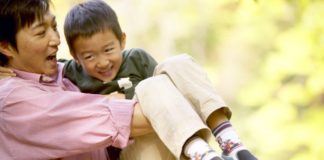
[130,103,153,137]
[0,66,16,79]
[106,92,153,137]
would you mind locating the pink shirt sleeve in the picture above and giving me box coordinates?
[0,84,135,159]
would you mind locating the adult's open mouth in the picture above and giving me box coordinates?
[46,54,57,61]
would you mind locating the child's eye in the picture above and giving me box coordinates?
[104,48,113,53]
[84,54,95,60]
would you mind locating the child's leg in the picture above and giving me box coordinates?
[120,132,175,160]
[121,95,175,160]
[153,54,231,121]
[135,74,221,159]
[154,54,257,160]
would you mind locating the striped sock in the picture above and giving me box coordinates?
[212,121,257,160]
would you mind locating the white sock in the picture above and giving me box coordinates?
[184,137,221,160]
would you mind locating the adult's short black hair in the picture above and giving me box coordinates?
[0,0,50,65]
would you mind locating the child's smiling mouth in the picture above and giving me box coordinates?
[99,70,113,77]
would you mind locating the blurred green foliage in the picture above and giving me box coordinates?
[53,0,324,159]
[237,0,324,159]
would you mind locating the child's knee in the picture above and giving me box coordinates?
[136,75,170,93]
[154,54,194,74]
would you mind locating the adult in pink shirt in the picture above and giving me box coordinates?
[0,0,152,159]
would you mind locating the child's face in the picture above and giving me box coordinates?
[72,29,126,82]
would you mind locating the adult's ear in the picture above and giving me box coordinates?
[0,41,15,58]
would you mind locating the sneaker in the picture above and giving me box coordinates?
[222,150,257,160]
[189,150,224,160]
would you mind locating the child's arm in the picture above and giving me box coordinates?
[0,66,16,79]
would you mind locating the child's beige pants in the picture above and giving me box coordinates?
[120,54,231,160]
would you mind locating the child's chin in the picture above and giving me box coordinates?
[99,76,113,83]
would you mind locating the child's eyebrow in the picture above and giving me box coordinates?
[104,41,114,47]
[79,41,115,54]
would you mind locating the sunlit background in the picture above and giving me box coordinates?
[51,0,324,159]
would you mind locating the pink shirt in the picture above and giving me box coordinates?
[0,63,135,160]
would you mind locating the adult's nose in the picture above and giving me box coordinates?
[48,29,60,46]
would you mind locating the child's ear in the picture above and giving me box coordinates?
[71,53,80,64]
[0,41,16,57]
[121,32,127,50]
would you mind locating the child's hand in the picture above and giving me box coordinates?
[0,66,16,79]
[106,92,126,99]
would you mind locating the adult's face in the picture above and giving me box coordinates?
[9,12,60,76]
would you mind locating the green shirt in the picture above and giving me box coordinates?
[62,48,157,99]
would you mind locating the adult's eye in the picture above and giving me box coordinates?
[36,30,46,36]
[52,24,58,32]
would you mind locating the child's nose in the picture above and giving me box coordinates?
[97,58,110,68]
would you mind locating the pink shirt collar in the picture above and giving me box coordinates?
[11,63,80,92]
[13,69,58,83]
[12,63,64,84]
